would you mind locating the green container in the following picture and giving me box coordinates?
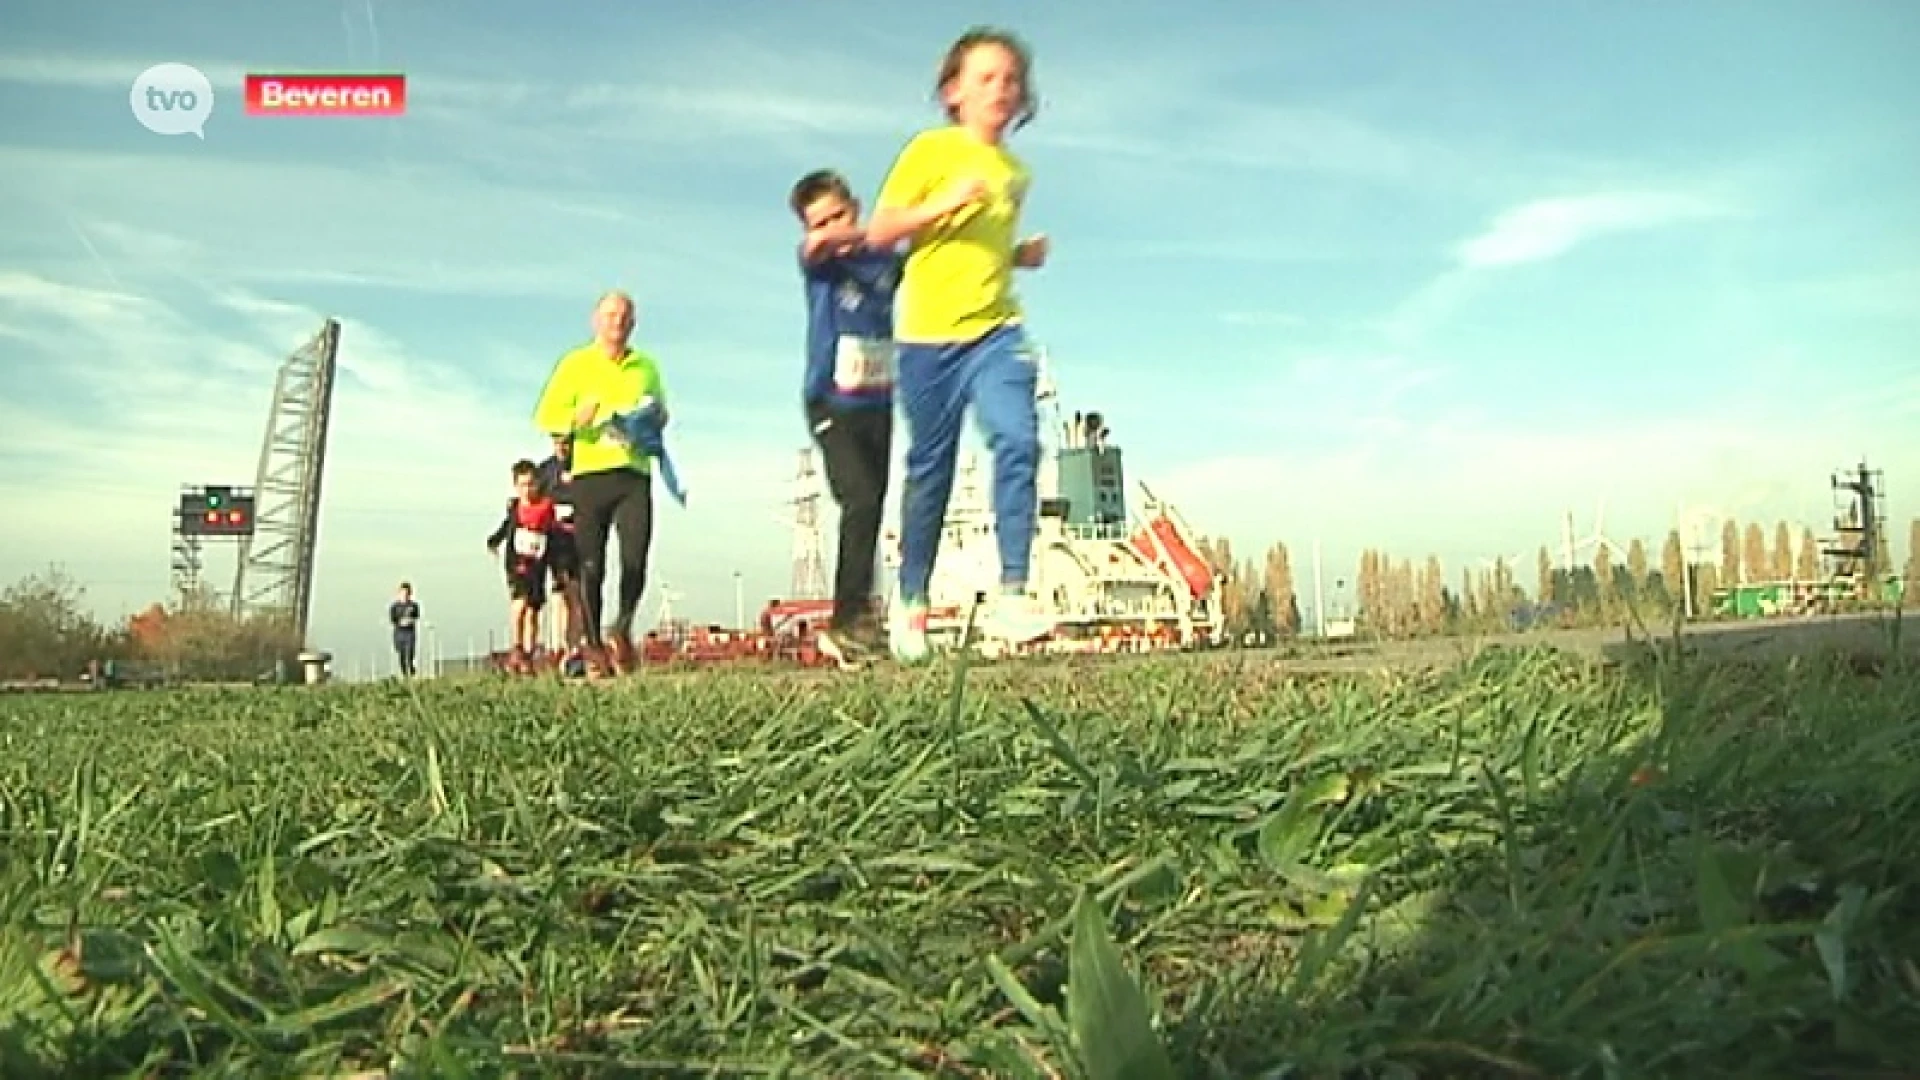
[1717,583,1792,618]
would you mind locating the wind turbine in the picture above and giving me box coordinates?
[1562,497,1626,569]
[652,580,685,630]
[1474,549,1528,598]
[1476,549,1529,574]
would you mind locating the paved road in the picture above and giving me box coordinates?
[1270,611,1916,675]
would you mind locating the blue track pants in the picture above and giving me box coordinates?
[894,322,1040,605]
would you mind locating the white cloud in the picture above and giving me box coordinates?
[557,84,906,137]
[0,45,921,162]
[1010,40,1610,203]
[1218,310,1307,328]
[1281,353,1441,414]
[1381,269,1482,349]
[1456,192,1725,269]
[2,146,786,305]
[1023,98,1477,191]
[0,53,255,91]
[1379,190,1732,346]
[0,49,524,108]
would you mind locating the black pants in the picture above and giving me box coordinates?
[810,402,892,630]
[570,468,654,644]
[392,631,417,677]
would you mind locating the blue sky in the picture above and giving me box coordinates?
[2,0,1916,671]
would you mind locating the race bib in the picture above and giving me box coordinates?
[833,335,895,393]
[554,503,574,523]
[512,527,547,559]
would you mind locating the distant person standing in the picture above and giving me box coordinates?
[532,290,671,677]
[389,582,421,677]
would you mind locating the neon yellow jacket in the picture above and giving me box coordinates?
[532,343,668,477]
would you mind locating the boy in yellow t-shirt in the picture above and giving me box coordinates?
[866,26,1056,663]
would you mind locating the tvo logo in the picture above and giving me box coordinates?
[130,63,214,138]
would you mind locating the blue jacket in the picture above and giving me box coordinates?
[610,399,686,506]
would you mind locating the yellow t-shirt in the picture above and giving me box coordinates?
[875,125,1031,344]
[531,343,668,477]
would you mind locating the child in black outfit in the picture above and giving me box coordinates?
[486,459,559,674]
[535,435,588,676]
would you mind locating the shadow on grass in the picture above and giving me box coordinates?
[1151,618,1920,1078]
[2,617,1917,1078]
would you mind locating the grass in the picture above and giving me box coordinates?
[2,644,1917,1078]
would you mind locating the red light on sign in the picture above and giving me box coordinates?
[204,511,218,523]
[228,510,243,523]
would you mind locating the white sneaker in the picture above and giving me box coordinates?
[981,591,1055,647]
[889,600,930,664]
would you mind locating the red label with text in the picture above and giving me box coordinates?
[244,73,407,116]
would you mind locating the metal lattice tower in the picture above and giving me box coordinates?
[170,499,208,606]
[231,319,341,643]
[790,447,828,599]
[1822,459,1887,596]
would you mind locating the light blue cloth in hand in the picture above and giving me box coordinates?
[609,398,686,506]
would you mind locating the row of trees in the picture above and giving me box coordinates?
[7,517,1917,675]
[1192,518,1920,643]
[0,567,303,683]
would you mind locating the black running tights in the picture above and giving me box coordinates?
[569,468,654,644]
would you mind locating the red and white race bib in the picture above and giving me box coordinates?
[512,528,547,559]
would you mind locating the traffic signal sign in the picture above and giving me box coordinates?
[178,487,256,537]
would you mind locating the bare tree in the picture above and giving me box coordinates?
[1389,558,1416,636]
[1219,557,1256,638]
[1797,526,1820,582]
[1626,537,1650,600]
[0,567,125,680]
[1417,555,1446,634]
[1593,542,1616,615]
[1358,550,1382,630]
[1771,521,1794,581]
[1742,523,1769,585]
[1263,542,1300,635]
[1477,568,1503,626]
[1662,530,1686,608]
[1905,520,1920,608]
[1697,562,1722,613]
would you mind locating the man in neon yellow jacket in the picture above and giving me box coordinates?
[532,290,670,677]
